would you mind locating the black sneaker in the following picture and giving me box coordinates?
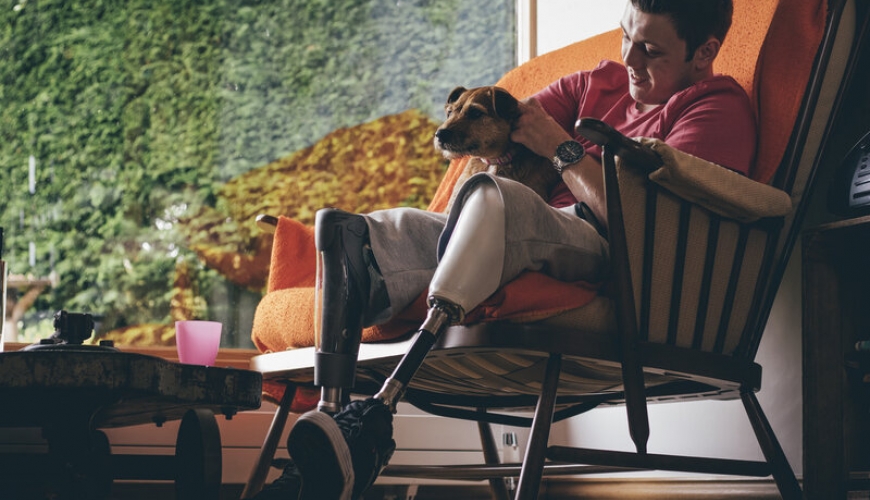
[334,399,397,499]
[287,410,355,500]
[248,460,302,500]
[288,399,396,500]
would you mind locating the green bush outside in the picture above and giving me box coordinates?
[0,0,514,344]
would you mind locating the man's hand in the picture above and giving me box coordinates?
[512,98,608,228]
[510,98,574,161]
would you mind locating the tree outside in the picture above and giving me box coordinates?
[0,0,514,347]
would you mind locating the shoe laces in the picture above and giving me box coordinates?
[335,399,396,498]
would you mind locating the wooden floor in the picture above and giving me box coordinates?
[369,480,783,500]
[5,477,793,499]
[9,478,781,500]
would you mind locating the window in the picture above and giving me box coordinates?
[0,0,515,348]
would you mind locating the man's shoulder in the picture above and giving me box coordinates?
[556,59,627,86]
[536,59,627,110]
[589,59,628,80]
[592,59,626,73]
[662,74,757,176]
[674,74,751,105]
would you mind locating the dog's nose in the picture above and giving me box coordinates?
[435,128,453,144]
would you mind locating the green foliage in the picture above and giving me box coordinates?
[0,0,514,343]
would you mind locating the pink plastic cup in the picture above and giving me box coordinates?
[175,320,222,366]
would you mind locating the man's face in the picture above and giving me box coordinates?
[620,3,701,108]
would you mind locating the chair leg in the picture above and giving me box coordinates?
[240,385,297,499]
[515,354,562,500]
[600,144,649,455]
[740,391,802,500]
[477,418,511,500]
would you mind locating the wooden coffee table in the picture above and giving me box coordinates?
[0,345,262,499]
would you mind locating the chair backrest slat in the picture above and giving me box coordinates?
[690,217,719,350]
[713,225,751,353]
[646,195,681,345]
[666,204,693,346]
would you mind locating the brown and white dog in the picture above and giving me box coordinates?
[434,86,561,208]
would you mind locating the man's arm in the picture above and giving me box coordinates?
[511,98,607,229]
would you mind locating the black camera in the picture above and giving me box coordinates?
[23,310,116,351]
[51,310,95,345]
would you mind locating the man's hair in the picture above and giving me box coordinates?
[630,0,733,61]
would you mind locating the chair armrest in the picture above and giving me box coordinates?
[640,139,791,223]
[575,118,792,223]
[576,118,664,170]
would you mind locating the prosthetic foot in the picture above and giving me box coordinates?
[314,208,387,414]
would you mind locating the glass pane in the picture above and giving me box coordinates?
[537,1,622,55]
[0,0,515,349]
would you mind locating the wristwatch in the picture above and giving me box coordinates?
[552,140,586,174]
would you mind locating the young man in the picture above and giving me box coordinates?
[252,0,753,498]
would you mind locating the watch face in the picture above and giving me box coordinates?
[557,140,585,163]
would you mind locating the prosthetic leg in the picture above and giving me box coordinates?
[314,208,381,414]
[375,182,506,409]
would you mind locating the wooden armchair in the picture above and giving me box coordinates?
[242,0,860,498]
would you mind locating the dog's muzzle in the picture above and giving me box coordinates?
[433,128,459,152]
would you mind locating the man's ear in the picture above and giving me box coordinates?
[694,37,721,70]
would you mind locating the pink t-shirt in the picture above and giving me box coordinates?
[536,60,757,208]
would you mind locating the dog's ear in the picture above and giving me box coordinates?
[491,87,520,122]
[446,86,467,106]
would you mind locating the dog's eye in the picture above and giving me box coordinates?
[466,108,483,119]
